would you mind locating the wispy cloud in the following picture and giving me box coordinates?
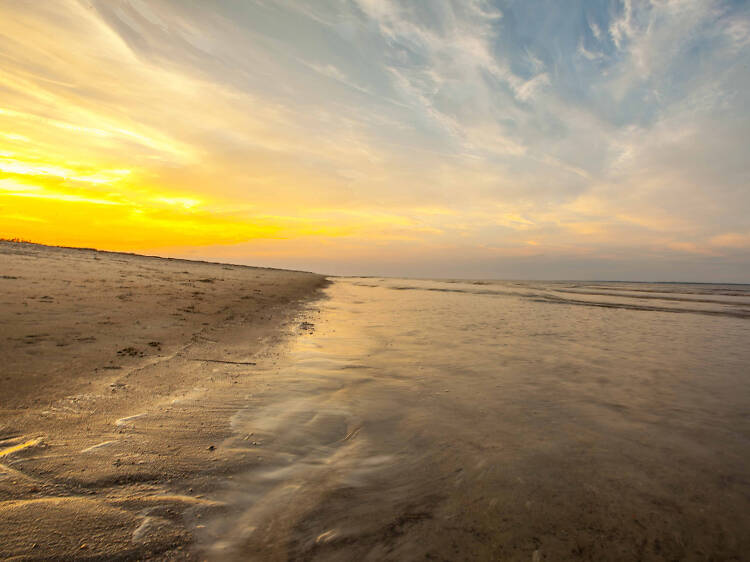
[0,0,748,280]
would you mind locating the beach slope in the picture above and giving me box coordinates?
[0,241,326,559]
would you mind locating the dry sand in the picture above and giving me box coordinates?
[0,241,327,560]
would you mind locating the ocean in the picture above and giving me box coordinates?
[201,277,750,560]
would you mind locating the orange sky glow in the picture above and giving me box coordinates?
[1,1,748,280]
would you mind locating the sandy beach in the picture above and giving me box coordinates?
[0,241,327,559]
[3,1,749,559]
[2,242,750,561]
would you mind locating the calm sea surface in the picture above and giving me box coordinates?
[201,278,750,560]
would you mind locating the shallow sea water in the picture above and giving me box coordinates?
[201,278,750,560]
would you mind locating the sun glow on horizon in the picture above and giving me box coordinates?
[1,0,748,280]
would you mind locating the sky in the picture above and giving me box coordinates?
[1,0,749,281]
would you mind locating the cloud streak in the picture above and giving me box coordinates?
[0,0,748,280]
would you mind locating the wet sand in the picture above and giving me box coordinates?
[0,241,327,560]
[196,278,750,561]
[3,245,750,561]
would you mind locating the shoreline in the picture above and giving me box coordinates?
[0,240,329,559]
[0,239,319,275]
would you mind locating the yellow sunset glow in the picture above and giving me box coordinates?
[1,0,748,280]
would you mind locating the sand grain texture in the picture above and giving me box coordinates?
[0,241,327,560]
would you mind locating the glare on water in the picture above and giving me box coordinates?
[200,278,750,560]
